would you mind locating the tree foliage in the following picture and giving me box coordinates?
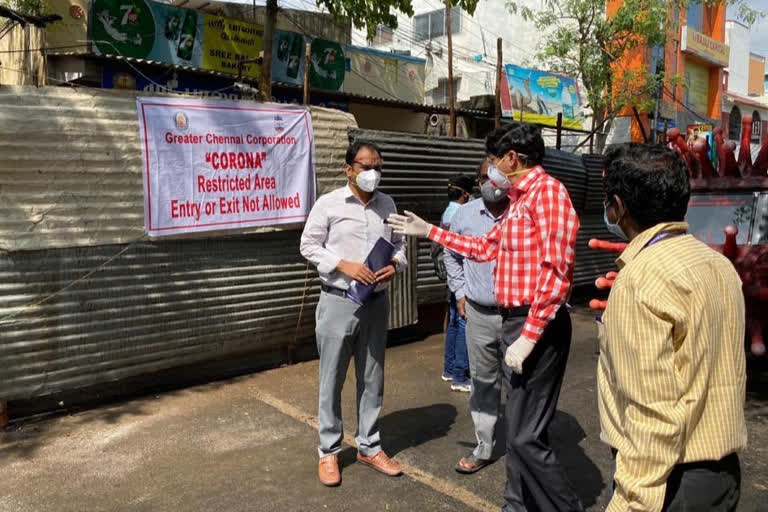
[1,0,42,15]
[508,0,765,132]
[318,0,480,40]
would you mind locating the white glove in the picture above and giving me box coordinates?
[504,336,536,374]
[387,210,433,238]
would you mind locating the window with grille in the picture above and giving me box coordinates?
[413,7,461,42]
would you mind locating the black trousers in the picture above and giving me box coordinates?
[663,453,741,511]
[501,308,583,512]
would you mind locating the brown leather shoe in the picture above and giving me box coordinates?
[318,455,341,486]
[356,451,403,476]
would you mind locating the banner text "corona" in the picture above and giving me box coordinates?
[205,151,268,170]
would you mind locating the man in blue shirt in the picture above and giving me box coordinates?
[445,160,510,472]
[440,174,475,392]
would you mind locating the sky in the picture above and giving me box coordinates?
[728,0,768,59]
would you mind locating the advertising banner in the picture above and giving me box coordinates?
[272,30,425,101]
[686,123,716,163]
[137,97,315,236]
[90,0,261,78]
[344,47,425,104]
[500,64,583,129]
[272,30,345,91]
[272,30,308,86]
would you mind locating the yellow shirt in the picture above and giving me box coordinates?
[598,222,747,512]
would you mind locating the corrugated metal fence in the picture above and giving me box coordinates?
[0,89,614,402]
[0,87,417,401]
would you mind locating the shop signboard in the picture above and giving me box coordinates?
[500,64,583,129]
[681,25,729,67]
[102,62,238,99]
[90,0,262,79]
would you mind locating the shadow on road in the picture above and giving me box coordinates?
[550,411,605,509]
[381,403,458,457]
[336,403,458,469]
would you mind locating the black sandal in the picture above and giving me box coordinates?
[454,454,491,474]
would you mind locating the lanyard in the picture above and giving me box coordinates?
[643,231,686,250]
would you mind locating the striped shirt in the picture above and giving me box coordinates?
[428,166,579,341]
[599,221,747,512]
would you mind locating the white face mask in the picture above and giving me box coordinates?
[487,152,532,190]
[487,165,511,189]
[355,169,381,193]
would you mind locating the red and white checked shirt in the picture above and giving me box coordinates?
[428,166,579,341]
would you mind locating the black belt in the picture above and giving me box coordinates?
[321,283,384,300]
[500,305,531,319]
[466,298,502,316]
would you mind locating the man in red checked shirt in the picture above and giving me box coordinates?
[389,123,583,512]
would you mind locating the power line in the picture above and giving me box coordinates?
[0,43,90,54]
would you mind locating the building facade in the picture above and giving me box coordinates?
[605,0,728,145]
[352,0,543,107]
[723,20,767,154]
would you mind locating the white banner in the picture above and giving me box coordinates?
[137,97,315,236]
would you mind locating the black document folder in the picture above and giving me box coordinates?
[346,237,395,306]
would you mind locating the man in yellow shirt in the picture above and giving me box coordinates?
[599,143,747,511]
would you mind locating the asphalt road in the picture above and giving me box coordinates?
[1,307,767,511]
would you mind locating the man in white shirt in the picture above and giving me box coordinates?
[300,140,407,487]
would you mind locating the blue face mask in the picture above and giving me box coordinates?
[604,202,628,241]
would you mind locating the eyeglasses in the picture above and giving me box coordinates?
[352,160,382,172]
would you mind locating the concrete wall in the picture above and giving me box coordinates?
[349,102,429,134]
[748,54,765,97]
[0,24,44,86]
[726,20,750,96]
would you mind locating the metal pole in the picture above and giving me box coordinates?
[303,43,310,105]
[261,0,278,102]
[495,38,502,129]
[632,106,649,143]
[445,0,456,137]
[556,113,563,150]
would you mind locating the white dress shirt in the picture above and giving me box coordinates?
[300,185,407,291]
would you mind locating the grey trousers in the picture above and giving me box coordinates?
[465,300,504,461]
[502,308,583,512]
[315,290,389,458]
